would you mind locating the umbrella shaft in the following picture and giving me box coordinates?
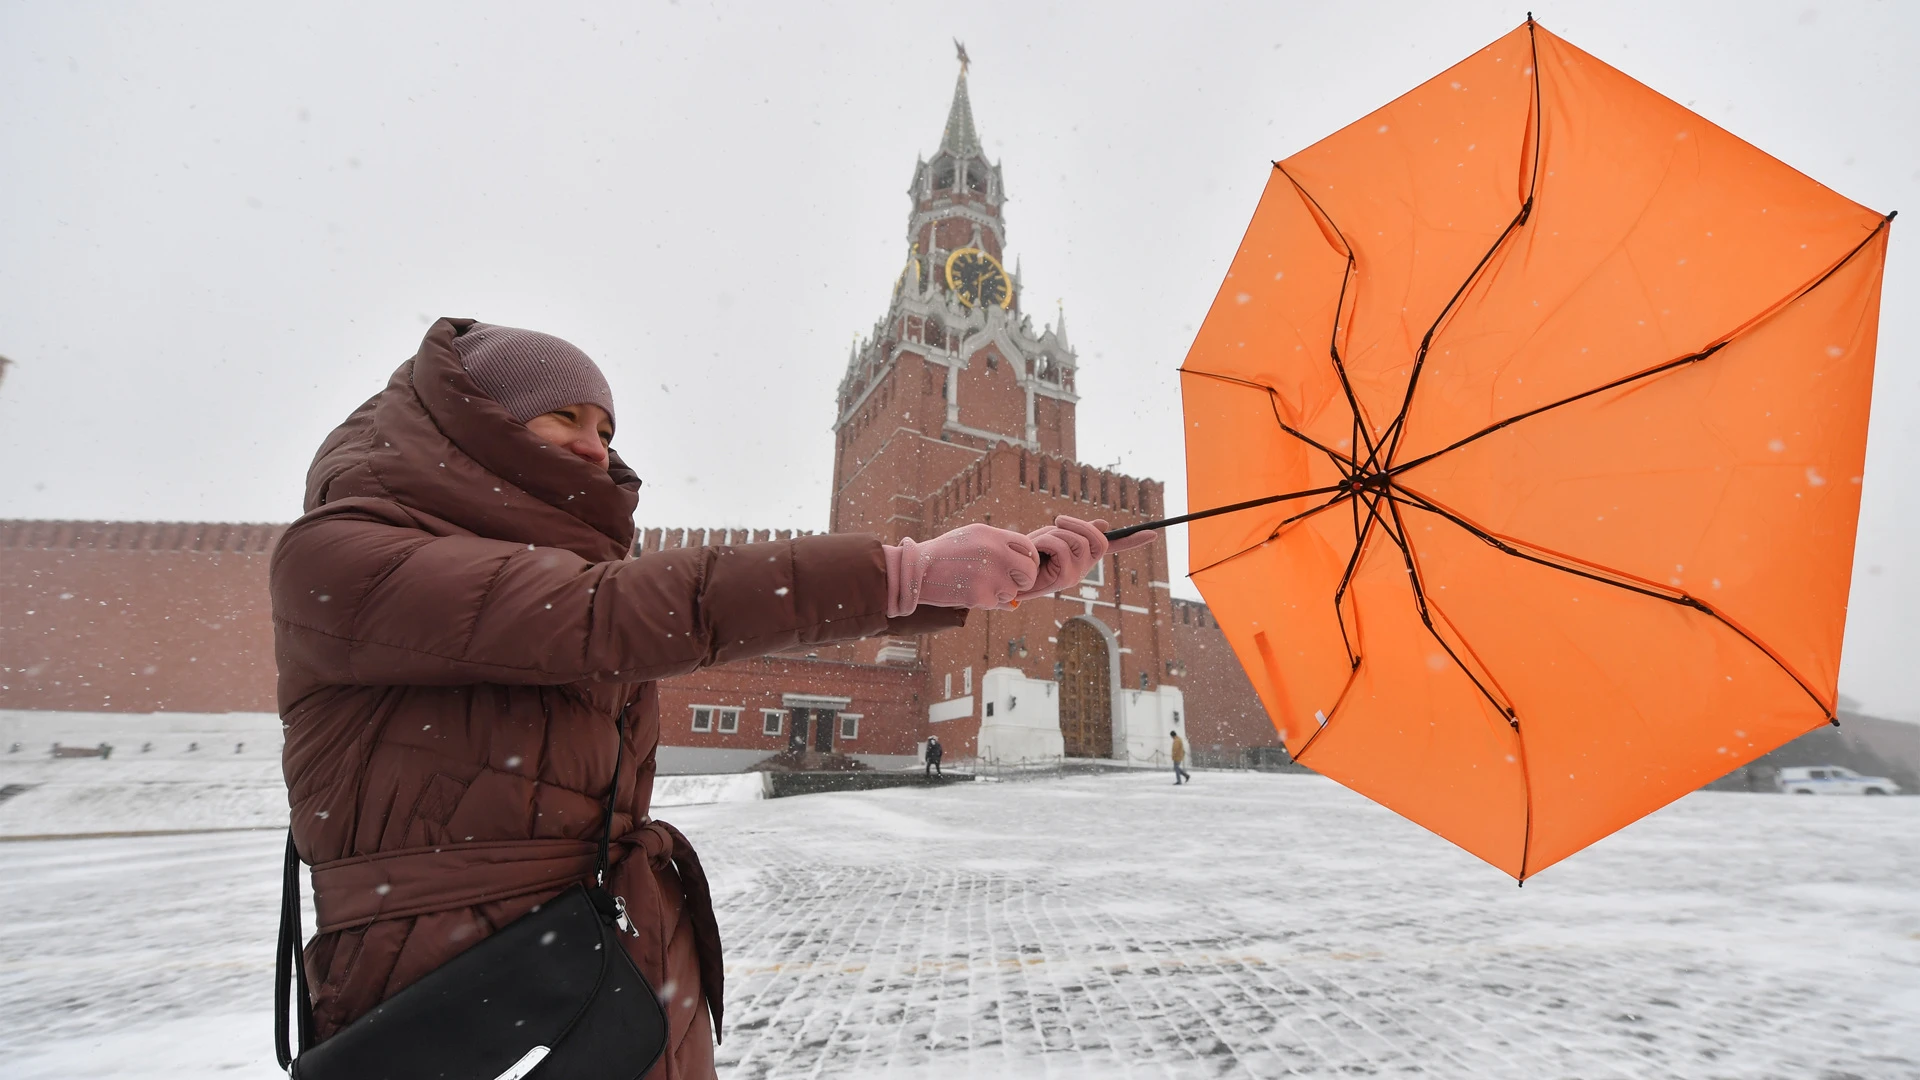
[1104,485,1343,542]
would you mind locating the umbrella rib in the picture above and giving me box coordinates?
[1370,198,1537,476]
[1177,367,1356,469]
[1369,19,1546,478]
[1332,496,1381,668]
[1370,494,1517,720]
[1275,163,1378,462]
[1187,491,1353,579]
[1388,485,1835,719]
[1387,343,1727,476]
[1388,213,1894,478]
[1514,702,1537,885]
[1284,662,1364,765]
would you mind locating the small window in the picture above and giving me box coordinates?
[691,707,713,733]
[762,710,784,736]
[986,353,998,371]
[944,672,953,699]
[1139,672,1151,690]
[986,701,995,717]
[963,666,973,696]
[839,714,860,740]
[717,708,740,734]
[1082,560,1105,587]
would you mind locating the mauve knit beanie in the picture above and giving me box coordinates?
[452,323,617,432]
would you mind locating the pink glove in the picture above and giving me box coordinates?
[1017,516,1159,603]
[883,524,1041,616]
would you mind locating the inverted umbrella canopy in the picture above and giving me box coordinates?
[1181,17,1891,880]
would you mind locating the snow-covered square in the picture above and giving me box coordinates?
[1,770,1916,1078]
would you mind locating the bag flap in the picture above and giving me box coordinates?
[293,886,607,1079]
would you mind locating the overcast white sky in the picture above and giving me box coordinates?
[2,1,1915,718]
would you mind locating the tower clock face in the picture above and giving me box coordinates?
[944,247,1012,310]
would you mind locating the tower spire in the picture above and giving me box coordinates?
[940,41,982,158]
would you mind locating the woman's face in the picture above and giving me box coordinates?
[525,403,613,470]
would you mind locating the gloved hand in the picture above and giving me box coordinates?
[1017,516,1159,603]
[883,524,1041,616]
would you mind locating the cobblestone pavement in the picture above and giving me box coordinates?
[0,771,1916,1077]
[681,773,1920,1079]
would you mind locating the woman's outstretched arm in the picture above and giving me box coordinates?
[271,496,967,688]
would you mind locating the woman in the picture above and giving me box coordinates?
[270,319,1138,1078]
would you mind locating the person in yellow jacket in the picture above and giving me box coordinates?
[1169,730,1191,785]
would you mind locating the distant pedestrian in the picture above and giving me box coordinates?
[1169,730,1190,785]
[925,735,944,778]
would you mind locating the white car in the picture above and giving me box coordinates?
[1776,765,1901,796]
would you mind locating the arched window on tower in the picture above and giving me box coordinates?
[965,160,989,194]
[1036,354,1058,382]
[926,315,945,348]
[932,156,956,191]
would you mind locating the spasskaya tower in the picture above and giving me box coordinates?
[829,49,1081,540]
[821,48,1204,767]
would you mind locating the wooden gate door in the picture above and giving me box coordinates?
[1057,618,1113,759]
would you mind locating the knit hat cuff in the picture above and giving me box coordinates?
[452,323,617,431]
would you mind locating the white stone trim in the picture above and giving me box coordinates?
[929,696,974,723]
[781,693,853,709]
[941,418,1032,448]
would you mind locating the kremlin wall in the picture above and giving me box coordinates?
[0,66,1284,774]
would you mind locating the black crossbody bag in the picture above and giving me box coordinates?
[274,710,668,1079]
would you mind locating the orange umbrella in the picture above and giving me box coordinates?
[1173,17,1891,880]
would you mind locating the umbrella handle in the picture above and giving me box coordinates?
[1103,483,1348,542]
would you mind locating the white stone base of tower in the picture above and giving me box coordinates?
[975,667,1064,764]
[1115,685,1187,768]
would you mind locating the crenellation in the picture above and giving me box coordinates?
[0,49,1278,769]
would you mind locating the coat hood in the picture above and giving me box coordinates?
[302,318,641,562]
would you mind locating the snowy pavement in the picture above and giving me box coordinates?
[1,772,1916,1078]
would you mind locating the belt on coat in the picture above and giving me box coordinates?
[308,818,725,1037]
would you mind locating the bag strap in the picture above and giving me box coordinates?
[274,700,634,1073]
[275,829,316,1073]
[596,703,629,886]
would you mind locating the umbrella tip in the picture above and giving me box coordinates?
[1830,716,1841,728]
[1516,877,1525,888]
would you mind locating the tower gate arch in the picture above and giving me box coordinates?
[1057,615,1120,759]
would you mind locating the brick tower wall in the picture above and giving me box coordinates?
[1169,597,1285,764]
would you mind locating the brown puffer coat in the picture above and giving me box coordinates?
[271,318,965,1078]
